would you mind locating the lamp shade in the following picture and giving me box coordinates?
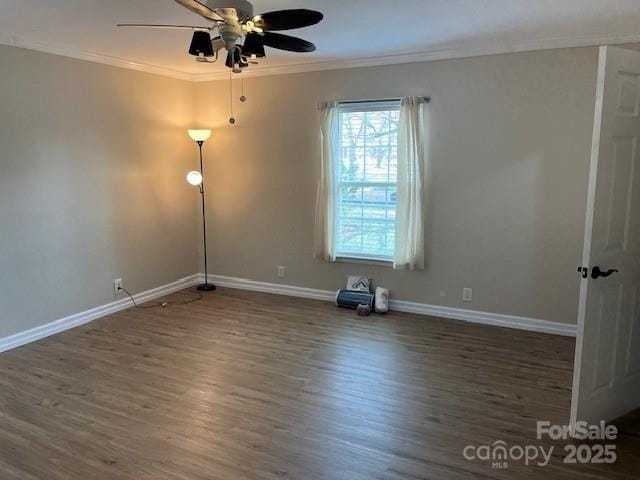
[225,48,248,69]
[186,170,203,186]
[242,33,266,58]
[188,31,214,57]
[188,129,212,142]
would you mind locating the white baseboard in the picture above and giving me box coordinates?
[0,272,576,354]
[387,299,577,337]
[203,274,336,302]
[0,274,201,353]
[205,274,577,337]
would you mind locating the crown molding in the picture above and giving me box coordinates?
[191,45,510,81]
[0,32,194,81]
[191,31,640,82]
[2,30,640,83]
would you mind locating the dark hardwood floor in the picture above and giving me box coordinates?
[0,287,638,479]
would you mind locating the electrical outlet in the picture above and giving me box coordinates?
[462,288,473,302]
[114,278,124,294]
[277,266,286,278]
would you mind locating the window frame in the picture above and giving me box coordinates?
[333,99,401,263]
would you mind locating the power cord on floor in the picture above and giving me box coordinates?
[118,286,203,309]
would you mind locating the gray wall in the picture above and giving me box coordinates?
[194,47,598,324]
[0,45,598,338]
[0,45,199,338]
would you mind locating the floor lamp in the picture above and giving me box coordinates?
[187,129,216,292]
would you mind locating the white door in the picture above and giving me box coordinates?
[571,46,640,426]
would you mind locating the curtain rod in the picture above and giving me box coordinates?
[338,96,430,105]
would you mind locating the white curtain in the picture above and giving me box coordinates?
[313,101,339,261]
[394,97,426,270]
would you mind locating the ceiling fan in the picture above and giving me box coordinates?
[118,0,323,72]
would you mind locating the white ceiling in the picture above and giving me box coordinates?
[1,0,640,81]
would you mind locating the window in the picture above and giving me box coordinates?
[334,101,400,261]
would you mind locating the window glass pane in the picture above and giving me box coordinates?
[341,112,365,145]
[338,185,363,213]
[388,147,398,183]
[365,113,390,147]
[335,102,399,260]
[340,146,364,182]
[362,184,388,210]
[337,220,362,254]
[386,186,397,218]
[364,146,390,182]
[362,221,392,257]
[362,204,388,219]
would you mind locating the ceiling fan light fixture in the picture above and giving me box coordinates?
[242,32,266,58]
[188,31,214,57]
[126,3,325,71]
[225,48,248,70]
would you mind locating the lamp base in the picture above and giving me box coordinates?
[197,284,217,292]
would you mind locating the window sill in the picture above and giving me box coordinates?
[335,256,394,268]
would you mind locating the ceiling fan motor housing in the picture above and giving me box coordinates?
[219,23,243,52]
[205,0,254,20]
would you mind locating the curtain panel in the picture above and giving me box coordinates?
[394,97,426,270]
[313,101,339,261]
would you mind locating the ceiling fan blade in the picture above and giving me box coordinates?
[117,23,212,31]
[253,9,323,31]
[262,32,316,53]
[174,0,224,22]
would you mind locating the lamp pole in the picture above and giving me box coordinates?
[188,129,216,292]
[196,140,215,292]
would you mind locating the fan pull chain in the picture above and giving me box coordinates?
[240,71,247,103]
[229,70,236,125]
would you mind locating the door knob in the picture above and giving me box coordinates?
[591,266,619,279]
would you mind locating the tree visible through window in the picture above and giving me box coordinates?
[335,101,400,260]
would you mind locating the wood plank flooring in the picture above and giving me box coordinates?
[0,287,638,479]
